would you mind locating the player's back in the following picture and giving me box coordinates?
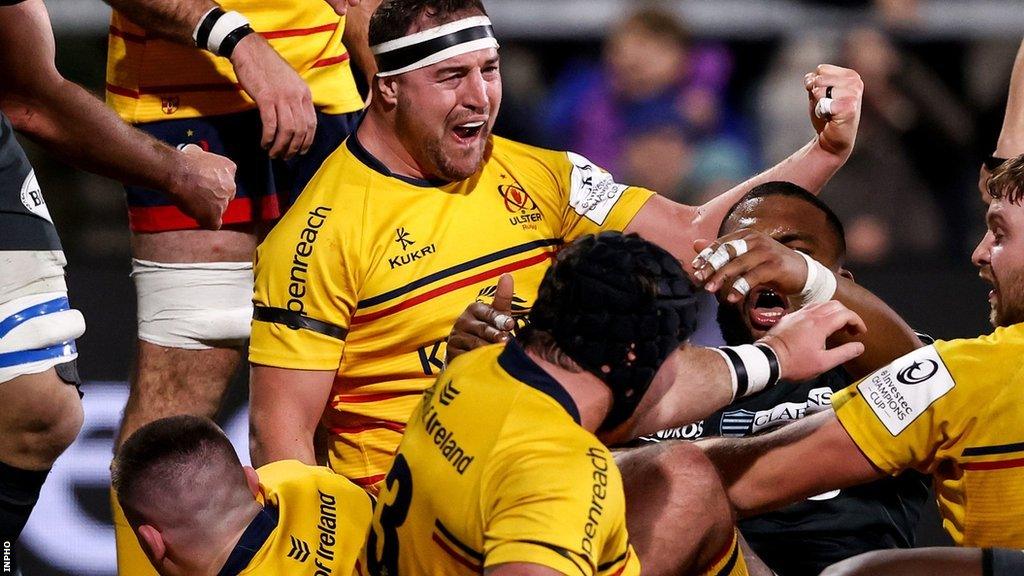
[235,460,373,575]
[362,341,639,576]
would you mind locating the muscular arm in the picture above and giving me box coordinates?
[626,65,863,268]
[248,365,335,467]
[0,1,178,191]
[700,410,883,517]
[829,277,920,379]
[995,39,1024,159]
[821,548,983,576]
[103,0,213,43]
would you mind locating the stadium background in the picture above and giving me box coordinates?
[16,0,1024,573]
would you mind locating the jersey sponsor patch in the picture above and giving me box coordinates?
[566,152,628,226]
[20,170,52,224]
[856,345,955,436]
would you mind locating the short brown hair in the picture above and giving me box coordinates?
[619,6,691,50]
[988,153,1024,205]
[369,0,487,47]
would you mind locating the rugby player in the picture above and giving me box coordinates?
[664,181,929,575]
[101,0,379,571]
[248,0,865,494]
[113,415,372,576]
[0,0,233,559]
[695,153,1024,550]
[363,232,867,576]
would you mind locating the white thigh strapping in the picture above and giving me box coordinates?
[132,259,253,350]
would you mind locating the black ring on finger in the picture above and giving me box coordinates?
[825,86,833,98]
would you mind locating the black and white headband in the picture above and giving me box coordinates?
[371,16,499,77]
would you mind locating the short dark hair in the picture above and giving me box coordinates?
[369,0,488,47]
[720,181,847,258]
[619,6,690,50]
[988,153,1024,205]
[112,415,241,519]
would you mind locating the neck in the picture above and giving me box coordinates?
[169,500,262,576]
[357,106,435,181]
[524,348,612,433]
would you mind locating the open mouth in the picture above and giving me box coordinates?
[747,287,789,331]
[452,120,485,142]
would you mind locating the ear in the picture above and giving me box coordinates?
[137,524,166,564]
[243,465,261,498]
[376,75,400,106]
[838,267,854,281]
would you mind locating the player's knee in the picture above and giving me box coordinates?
[133,259,252,350]
[15,378,83,465]
[653,441,735,537]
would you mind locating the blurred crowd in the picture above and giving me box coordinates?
[492,2,1017,267]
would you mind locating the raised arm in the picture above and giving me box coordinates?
[0,0,234,229]
[336,0,382,86]
[626,65,863,267]
[249,365,335,467]
[103,0,317,159]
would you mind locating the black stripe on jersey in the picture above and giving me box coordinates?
[358,238,563,309]
[375,25,495,74]
[597,549,629,571]
[962,441,1024,457]
[516,540,589,576]
[498,340,581,425]
[434,519,484,561]
[217,505,279,576]
[253,306,349,340]
[713,539,740,576]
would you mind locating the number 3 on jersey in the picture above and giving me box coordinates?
[367,454,413,576]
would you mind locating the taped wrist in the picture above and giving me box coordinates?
[714,344,781,401]
[192,7,253,58]
[796,251,837,306]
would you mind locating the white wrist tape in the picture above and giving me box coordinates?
[797,251,837,306]
[713,344,781,401]
[207,11,250,55]
[815,97,834,119]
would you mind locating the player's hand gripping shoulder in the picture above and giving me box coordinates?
[691,230,811,304]
[168,143,236,229]
[806,64,863,160]
[760,300,866,382]
[229,34,317,160]
[324,0,361,15]
[446,274,515,363]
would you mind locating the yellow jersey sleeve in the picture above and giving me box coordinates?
[832,342,967,474]
[250,161,363,370]
[554,151,655,240]
[482,440,635,575]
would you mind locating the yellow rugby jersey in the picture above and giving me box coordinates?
[250,134,654,488]
[832,322,1024,547]
[220,460,373,575]
[106,1,364,123]
[359,342,640,576]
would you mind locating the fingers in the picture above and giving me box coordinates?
[821,341,866,368]
[270,103,299,159]
[297,93,317,156]
[493,273,515,315]
[807,300,867,336]
[464,302,513,340]
[257,101,278,152]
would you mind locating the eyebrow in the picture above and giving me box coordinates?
[987,212,1006,228]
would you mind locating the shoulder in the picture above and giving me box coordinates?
[258,460,371,511]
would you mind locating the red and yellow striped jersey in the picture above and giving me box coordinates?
[249,133,654,488]
[105,1,364,123]
[833,323,1024,547]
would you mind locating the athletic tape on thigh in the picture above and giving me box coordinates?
[132,259,253,350]
[0,291,84,383]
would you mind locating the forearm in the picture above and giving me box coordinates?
[996,39,1024,157]
[822,548,983,576]
[699,411,880,517]
[104,0,215,44]
[831,277,921,380]
[692,138,845,242]
[2,80,179,192]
